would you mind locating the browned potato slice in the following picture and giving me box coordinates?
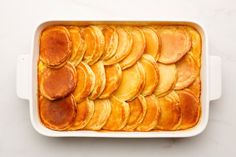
[82,26,105,65]
[186,26,202,68]
[40,63,77,100]
[99,64,122,99]
[188,77,201,99]
[154,63,176,97]
[40,26,72,67]
[68,26,85,66]
[113,63,144,101]
[157,26,191,64]
[142,27,160,61]
[120,27,146,70]
[39,94,76,131]
[73,62,95,103]
[140,54,159,96]
[101,26,119,60]
[156,91,181,130]
[136,95,160,131]
[175,54,198,90]
[177,90,201,130]
[137,62,146,95]
[85,99,111,130]
[81,27,96,64]
[103,96,130,130]
[89,26,105,64]
[103,27,133,65]
[123,95,147,131]
[89,61,106,99]
[69,98,94,130]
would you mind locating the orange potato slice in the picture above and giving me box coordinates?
[156,91,181,130]
[85,99,111,130]
[103,96,130,130]
[82,26,105,65]
[89,26,105,64]
[73,62,95,103]
[103,27,133,65]
[188,77,201,99]
[142,27,160,61]
[136,62,146,95]
[154,63,176,97]
[99,64,122,99]
[186,26,202,68]
[68,26,87,67]
[68,26,85,66]
[157,26,191,64]
[140,54,159,96]
[113,63,144,101]
[101,26,119,60]
[123,95,147,131]
[81,27,96,63]
[120,27,146,70]
[175,54,198,90]
[39,94,76,131]
[136,94,160,131]
[40,26,72,67]
[89,61,106,100]
[177,90,201,130]
[69,98,94,130]
[40,63,77,100]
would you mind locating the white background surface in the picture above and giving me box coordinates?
[0,0,235,156]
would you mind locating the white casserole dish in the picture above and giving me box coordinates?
[16,20,221,138]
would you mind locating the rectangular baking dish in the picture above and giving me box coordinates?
[16,20,221,138]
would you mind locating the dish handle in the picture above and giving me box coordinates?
[209,56,222,101]
[16,54,30,100]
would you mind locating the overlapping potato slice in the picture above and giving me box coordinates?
[157,26,191,64]
[186,26,202,68]
[99,64,122,99]
[113,63,144,101]
[73,62,95,103]
[123,95,147,131]
[82,26,105,65]
[68,26,86,67]
[103,96,130,130]
[40,26,72,67]
[156,91,181,130]
[154,63,176,97]
[188,77,201,99]
[69,98,94,130]
[140,54,159,96]
[85,99,111,130]
[137,62,146,95]
[101,26,119,60]
[136,95,160,131]
[39,94,76,130]
[142,27,160,61]
[177,90,201,130]
[175,54,198,90]
[89,61,106,100]
[120,27,146,69]
[40,63,77,100]
[103,27,133,65]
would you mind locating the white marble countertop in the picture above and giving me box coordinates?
[0,0,235,156]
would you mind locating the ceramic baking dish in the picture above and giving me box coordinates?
[16,20,221,138]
